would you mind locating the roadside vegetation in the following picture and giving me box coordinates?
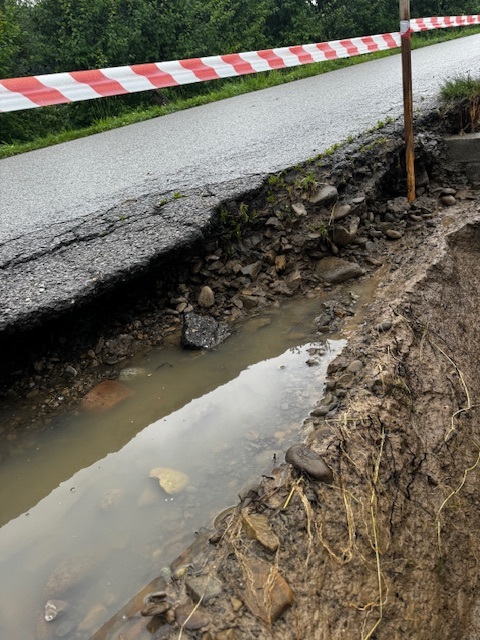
[0,0,479,158]
[441,72,480,132]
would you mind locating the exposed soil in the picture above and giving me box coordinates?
[5,101,480,640]
[87,190,480,640]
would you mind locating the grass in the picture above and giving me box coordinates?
[440,73,480,101]
[1,25,480,160]
[440,70,480,132]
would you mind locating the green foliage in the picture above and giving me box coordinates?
[441,73,480,101]
[219,201,253,239]
[1,0,480,147]
[296,172,319,195]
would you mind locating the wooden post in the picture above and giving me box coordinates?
[400,0,416,202]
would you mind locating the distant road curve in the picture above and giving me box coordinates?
[1,34,479,244]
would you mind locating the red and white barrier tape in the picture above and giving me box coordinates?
[0,15,478,113]
[411,14,480,31]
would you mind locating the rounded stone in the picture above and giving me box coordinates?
[385,229,403,240]
[198,286,215,308]
[441,195,456,206]
[346,360,363,373]
[285,444,334,483]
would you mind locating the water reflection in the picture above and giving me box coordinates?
[0,338,345,639]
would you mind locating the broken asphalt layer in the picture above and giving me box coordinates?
[0,175,265,334]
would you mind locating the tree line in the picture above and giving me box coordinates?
[0,0,477,144]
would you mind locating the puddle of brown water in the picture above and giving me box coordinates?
[0,287,383,639]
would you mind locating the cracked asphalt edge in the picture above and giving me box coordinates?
[0,174,267,334]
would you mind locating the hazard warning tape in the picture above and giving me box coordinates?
[0,15,478,113]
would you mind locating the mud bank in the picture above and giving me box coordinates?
[88,179,480,640]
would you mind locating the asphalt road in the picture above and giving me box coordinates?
[0,34,479,332]
[1,34,480,243]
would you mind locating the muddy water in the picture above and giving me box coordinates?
[0,297,351,639]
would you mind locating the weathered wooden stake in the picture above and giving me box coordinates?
[400,0,416,202]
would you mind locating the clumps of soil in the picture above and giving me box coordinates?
[0,111,471,445]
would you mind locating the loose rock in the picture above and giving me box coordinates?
[198,286,215,308]
[242,511,279,552]
[441,194,456,206]
[317,257,364,284]
[81,379,133,412]
[239,557,294,624]
[182,313,231,350]
[175,603,210,630]
[285,444,334,483]
[185,575,223,604]
[308,185,338,206]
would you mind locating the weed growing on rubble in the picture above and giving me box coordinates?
[296,172,319,195]
[219,201,254,240]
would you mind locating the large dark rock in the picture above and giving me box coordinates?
[181,312,231,350]
[285,444,334,483]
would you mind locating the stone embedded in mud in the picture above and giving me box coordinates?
[333,216,360,246]
[332,203,352,221]
[81,379,133,412]
[385,229,403,240]
[242,511,279,552]
[149,467,189,495]
[175,603,210,630]
[239,557,294,624]
[216,628,237,639]
[198,286,215,308]
[185,575,223,604]
[441,194,457,206]
[308,185,338,207]
[327,357,347,374]
[181,312,231,350]
[335,372,355,389]
[317,257,364,284]
[291,202,307,216]
[376,320,392,332]
[346,360,363,373]
[285,444,334,484]
[141,591,170,617]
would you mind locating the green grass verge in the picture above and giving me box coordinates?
[1,25,480,160]
[441,73,480,100]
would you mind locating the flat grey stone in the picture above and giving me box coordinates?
[185,575,223,604]
[308,185,338,206]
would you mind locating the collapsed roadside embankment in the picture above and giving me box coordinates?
[0,104,460,436]
[84,110,480,639]
[4,97,480,639]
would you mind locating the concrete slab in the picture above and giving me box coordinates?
[444,132,480,181]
